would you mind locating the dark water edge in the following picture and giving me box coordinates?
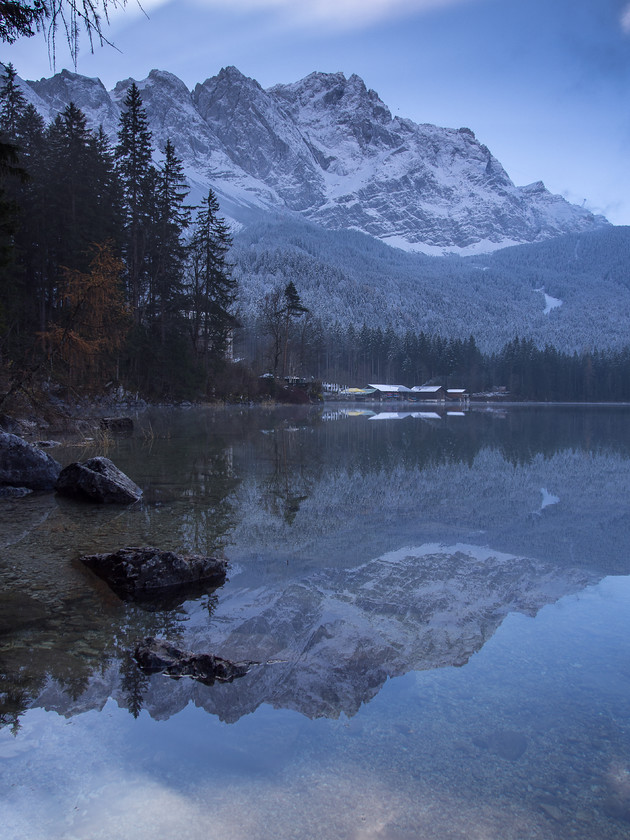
[1,404,630,839]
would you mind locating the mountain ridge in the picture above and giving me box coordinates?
[14,64,627,352]
[16,65,608,257]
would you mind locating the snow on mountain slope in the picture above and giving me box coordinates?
[193,66,326,213]
[230,218,630,352]
[17,66,608,255]
[28,68,120,136]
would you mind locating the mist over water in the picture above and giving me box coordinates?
[1,405,630,839]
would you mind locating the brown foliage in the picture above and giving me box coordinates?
[40,242,130,388]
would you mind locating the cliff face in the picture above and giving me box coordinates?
[20,66,607,256]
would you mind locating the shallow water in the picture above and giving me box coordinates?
[1,404,630,839]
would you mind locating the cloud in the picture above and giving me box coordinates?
[185,0,472,30]
[621,3,630,33]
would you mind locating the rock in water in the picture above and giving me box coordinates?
[134,637,253,685]
[80,546,228,601]
[100,417,133,434]
[0,432,62,491]
[56,456,142,503]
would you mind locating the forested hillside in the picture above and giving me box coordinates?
[231,218,630,353]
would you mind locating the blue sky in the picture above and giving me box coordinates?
[4,0,630,224]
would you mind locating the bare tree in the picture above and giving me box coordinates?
[0,1,142,65]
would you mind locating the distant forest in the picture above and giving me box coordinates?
[237,325,630,403]
[2,64,630,405]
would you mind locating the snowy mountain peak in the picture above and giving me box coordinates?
[270,70,393,131]
[29,68,116,131]
[521,180,547,194]
[16,64,608,254]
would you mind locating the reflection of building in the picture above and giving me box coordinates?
[337,387,377,400]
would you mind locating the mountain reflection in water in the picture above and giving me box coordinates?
[1,405,629,727]
[3,405,630,840]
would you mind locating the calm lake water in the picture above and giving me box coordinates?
[2,404,630,839]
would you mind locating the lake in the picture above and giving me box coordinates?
[1,404,630,839]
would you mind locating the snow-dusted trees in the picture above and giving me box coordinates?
[258,280,309,377]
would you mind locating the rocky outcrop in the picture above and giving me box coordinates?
[55,456,142,503]
[134,637,253,685]
[0,432,62,492]
[80,546,228,602]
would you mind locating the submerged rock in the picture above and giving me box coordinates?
[56,456,142,504]
[100,416,133,434]
[0,432,62,491]
[79,546,228,602]
[473,730,528,760]
[134,636,253,685]
[0,592,48,635]
[0,485,32,498]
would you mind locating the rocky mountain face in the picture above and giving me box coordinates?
[18,66,607,255]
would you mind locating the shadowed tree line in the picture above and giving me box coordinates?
[238,318,630,402]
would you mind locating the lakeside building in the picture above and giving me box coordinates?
[325,383,469,403]
[367,384,413,399]
[410,385,446,401]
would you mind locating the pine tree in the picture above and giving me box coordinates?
[281,280,308,377]
[0,63,27,139]
[0,63,27,309]
[88,126,123,247]
[147,139,190,344]
[260,284,285,376]
[46,103,97,266]
[115,82,154,324]
[12,103,47,335]
[187,188,236,372]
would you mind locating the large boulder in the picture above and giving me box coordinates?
[0,432,62,491]
[56,456,142,504]
[79,546,228,602]
[134,636,253,685]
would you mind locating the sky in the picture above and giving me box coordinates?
[3,0,630,224]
